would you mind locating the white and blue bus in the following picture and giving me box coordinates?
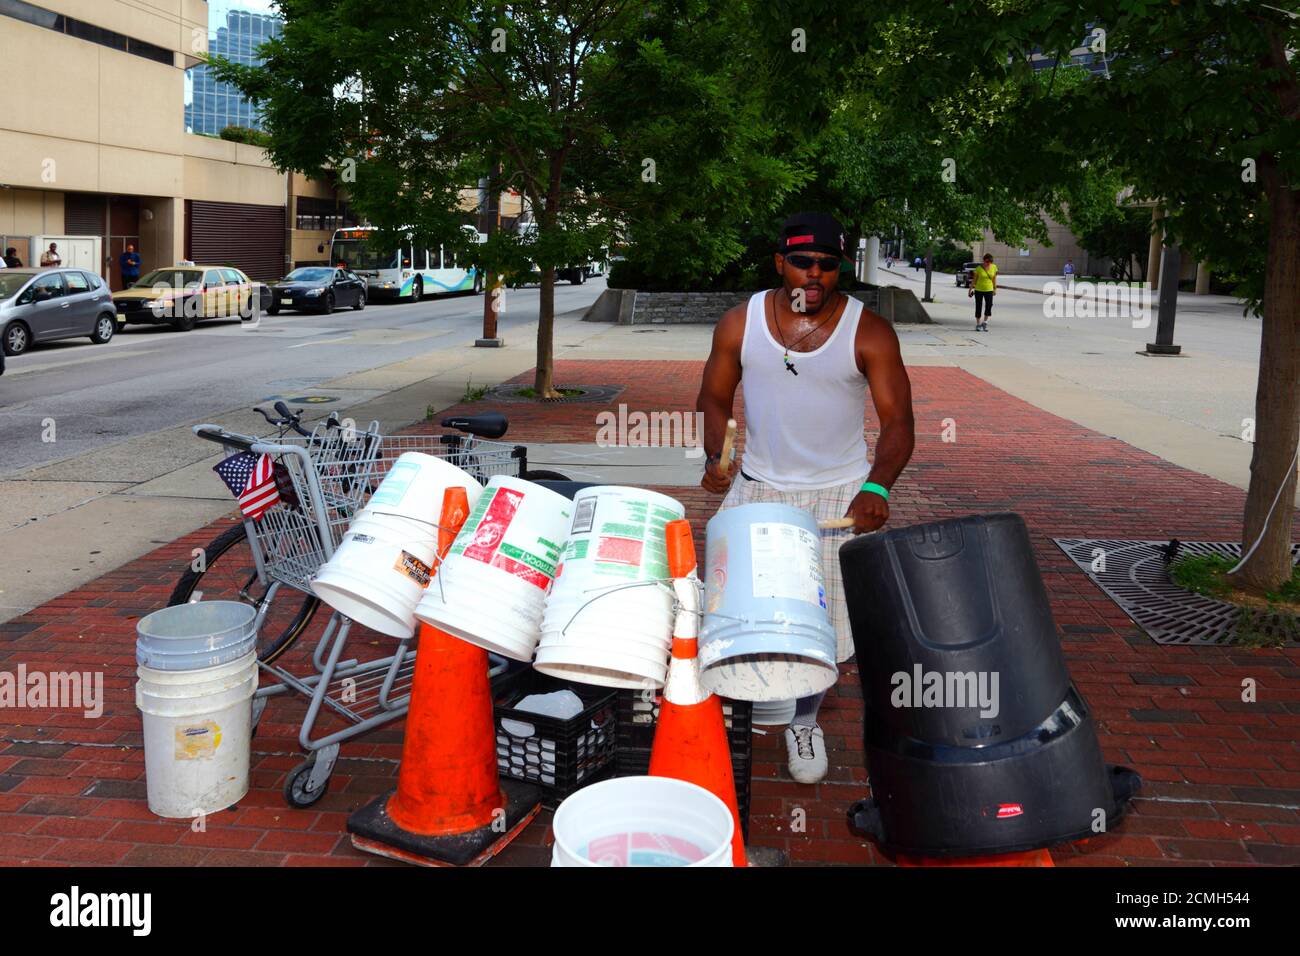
[328,225,486,301]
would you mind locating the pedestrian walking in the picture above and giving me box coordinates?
[39,242,61,267]
[1063,258,1074,287]
[969,252,998,330]
[2,247,20,268]
[696,212,916,785]
[119,243,142,289]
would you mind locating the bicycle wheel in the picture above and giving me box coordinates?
[168,523,320,665]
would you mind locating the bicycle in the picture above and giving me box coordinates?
[173,404,570,806]
[170,403,570,665]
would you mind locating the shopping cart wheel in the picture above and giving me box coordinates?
[284,752,334,808]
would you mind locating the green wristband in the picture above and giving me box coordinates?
[861,481,889,501]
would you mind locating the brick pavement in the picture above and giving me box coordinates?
[0,358,1297,867]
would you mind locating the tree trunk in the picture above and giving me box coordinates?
[534,265,559,399]
[1228,163,1300,593]
[922,246,933,301]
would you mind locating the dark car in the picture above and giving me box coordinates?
[268,267,367,314]
[955,261,982,288]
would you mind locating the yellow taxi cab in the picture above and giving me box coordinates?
[112,264,269,332]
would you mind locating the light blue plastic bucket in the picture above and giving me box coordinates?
[699,502,839,702]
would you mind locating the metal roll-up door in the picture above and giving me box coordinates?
[65,193,107,236]
[185,200,285,281]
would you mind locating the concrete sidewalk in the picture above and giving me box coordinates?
[880,268,1281,511]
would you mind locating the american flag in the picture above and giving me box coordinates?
[213,452,281,520]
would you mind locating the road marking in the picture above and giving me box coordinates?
[287,335,356,348]
[6,349,161,376]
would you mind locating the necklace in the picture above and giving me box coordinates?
[770,290,839,375]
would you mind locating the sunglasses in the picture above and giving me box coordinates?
[784,254,842,272]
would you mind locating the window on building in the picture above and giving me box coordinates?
[295,197,358,232]
[1,0,174,66]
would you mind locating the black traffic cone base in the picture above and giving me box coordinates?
[347,779,542,867]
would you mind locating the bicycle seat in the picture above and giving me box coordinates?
[441,412,508,439]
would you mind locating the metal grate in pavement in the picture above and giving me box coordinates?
[1053,538,1300,646]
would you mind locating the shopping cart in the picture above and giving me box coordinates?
[189,403,565,807]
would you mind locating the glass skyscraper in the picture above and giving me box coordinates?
[185,9,283,135]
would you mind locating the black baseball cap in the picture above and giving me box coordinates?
[778,212,849,260]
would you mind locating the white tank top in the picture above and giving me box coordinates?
[739,290,870,491]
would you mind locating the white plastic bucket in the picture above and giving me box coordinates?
[551,776,734,867]
[136,650,257,818]
[533,486,683,688]
[312,452,481,638]
[364,452,482,524]
[136,600,257,671]
[533,642,669,690]
[699,502,839,702]
[312,511,440,638]
[414,476,572,661]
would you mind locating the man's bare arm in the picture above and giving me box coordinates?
[860,313,915,491]
[696,304,746,492]
[696,303,745,457]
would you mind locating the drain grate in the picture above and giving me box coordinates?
[1053,539,1300,646]
[485,384,625,404]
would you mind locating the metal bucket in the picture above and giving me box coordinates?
[698,502,838,702]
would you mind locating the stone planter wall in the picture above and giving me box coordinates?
[583,286,932,325]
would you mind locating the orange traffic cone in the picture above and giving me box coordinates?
[648,519,747,867]
[348,486,542,866]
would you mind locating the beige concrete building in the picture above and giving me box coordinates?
[0,0,351,285]
[971,208,1201,286]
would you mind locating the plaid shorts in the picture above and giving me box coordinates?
[716,472,865,663]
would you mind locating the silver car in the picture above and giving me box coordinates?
[0,267,118,356]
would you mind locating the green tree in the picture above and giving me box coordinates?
[215,0,648,397]
[1063,162,1151,280]
[216,1,880,390]
[862,1,1300,593]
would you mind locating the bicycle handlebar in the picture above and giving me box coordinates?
[193,424,257,451]
[254,402,312,437]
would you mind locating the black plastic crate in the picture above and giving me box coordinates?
[493,672,617,808]
[616,690,752,754]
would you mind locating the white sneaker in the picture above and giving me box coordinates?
[784,724,828,784]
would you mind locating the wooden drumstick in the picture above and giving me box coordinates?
[718,418,738,474]
[818,517,856,530]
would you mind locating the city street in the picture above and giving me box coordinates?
[0,279,605,620]
[0,281,605,474]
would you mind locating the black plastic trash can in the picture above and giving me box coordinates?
[839,513,1139,857]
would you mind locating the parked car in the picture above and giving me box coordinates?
[113,265,269,331]
[955,261,982,288]
[267,267,367,314]
[0,267,118,356]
